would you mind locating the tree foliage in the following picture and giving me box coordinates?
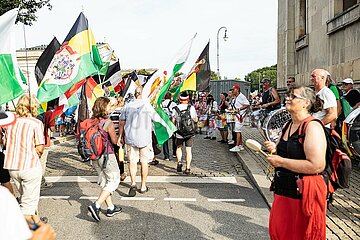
[211,70,220,80]
[0,0,52,26]
[244,64,277,92]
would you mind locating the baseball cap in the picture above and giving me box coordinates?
[342,78,354,84]
[0,111,16,127]
[232,85,240,90]
[261,78,271,83]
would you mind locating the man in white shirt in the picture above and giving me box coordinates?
[119,87,162,196]
[229,85,249,152]
[172,92,198,175]
[310,69,337,128]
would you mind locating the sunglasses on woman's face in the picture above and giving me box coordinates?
[286,94,306,100]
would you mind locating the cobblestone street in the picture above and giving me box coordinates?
[47,134,246,178]
[242,126,360,240]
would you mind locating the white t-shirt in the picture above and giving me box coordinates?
[121,98,159,148]
[0,186,32,240]
[234,93,250,116]
[172,103,197,139]
[313,86,337,128]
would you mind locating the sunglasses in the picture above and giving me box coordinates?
[286,81,294,84]
[286,94,307,100]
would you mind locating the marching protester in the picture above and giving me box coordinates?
[0,112,15,195]
[310,69,337,128]
[161,93,177,160]
[118,87,159,196]
[87,97,122,222]
[229,85,249,152]
[325,72,343,132]
[217,92,229,143]
[264,85,327,240]
[227,88,236,145]
[257,78,281,112]
[194,94,207,134]
[342,78,360,111]
[3,95,45,226]
[283,77,295,105]
[204,94,218,140]
[173,92,198,174]
[109,96,127,181]
[39,107,56,189]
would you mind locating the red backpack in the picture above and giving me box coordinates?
[77,119,108,162]
[298,116,352,203]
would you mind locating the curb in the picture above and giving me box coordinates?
[50,135,76,146]
[235,149,273,209]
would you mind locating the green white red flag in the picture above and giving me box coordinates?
[0,9,25,105]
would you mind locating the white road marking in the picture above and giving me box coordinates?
[79,196,98,200]
[40,196,70,199]
[45,176,237,184]
[207,198,245,202]
[164,198,197,202]
[120,197,155,201]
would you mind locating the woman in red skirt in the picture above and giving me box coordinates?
[264,85,327,240]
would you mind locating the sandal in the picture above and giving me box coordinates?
[128,186,137,197]
[139,186,149,194]
[120,173,127,181]
[149,159,159,165]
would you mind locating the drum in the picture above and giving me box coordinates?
[226,113,236,123]
[344,108,360,158]
[262,108,292,143]
[250,109,267,128]
[198,114,208,129]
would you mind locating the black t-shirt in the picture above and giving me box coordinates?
[344,89,360,108]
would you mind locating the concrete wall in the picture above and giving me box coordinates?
[278,0,360,91]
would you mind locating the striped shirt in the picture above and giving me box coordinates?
[109,107,122,136]
[4,117,45,171]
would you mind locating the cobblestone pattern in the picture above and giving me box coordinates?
[242,126,360,240]
[46,133,246,177]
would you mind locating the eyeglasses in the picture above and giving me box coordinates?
[286,94,307,100]
[286,81,294,84]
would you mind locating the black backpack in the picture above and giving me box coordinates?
[298,116,352,203]
[174,105,196,138]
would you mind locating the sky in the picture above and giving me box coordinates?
[15,0,278,80]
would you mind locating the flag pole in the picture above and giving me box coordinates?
[22,23,31,94]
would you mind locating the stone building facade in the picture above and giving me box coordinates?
[278,0,360,91]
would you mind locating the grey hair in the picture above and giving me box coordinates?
[287,85,323,113]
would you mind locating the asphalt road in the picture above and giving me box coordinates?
[38,134,270,239]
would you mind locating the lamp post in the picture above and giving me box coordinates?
[217,26,228,80]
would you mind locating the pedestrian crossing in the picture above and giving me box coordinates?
[40,195,246,202]
[44,176,238,184]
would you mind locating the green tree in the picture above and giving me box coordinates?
[0,0,52,26]
[211,70,220,80]
[244,64,277,92]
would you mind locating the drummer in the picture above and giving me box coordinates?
[254,78,281,113]
[229,85,249,152]
[226,88,236,145]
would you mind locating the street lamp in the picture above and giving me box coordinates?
[217,26,228,80]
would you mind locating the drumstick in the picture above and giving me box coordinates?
[245,139,268,157]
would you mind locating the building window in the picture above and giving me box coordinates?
[296,0,307,39]
[343,0,358,11]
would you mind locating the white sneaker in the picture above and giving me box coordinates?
[230,146,241,152]
[239,145,245,151]
[228,140,235,145]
